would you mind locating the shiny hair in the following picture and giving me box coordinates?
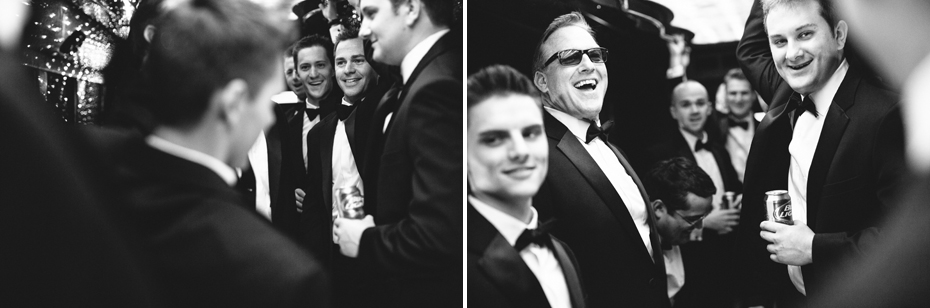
[762,0,838,36]
[645,157,717,212]
[467,64,541,111]
[531,12,596,74]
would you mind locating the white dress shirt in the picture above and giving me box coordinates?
[664,246,685,300]
[545,107,654,258]
[248,133,272,220]
[331,98,364,234]
[786,59,848,295]
[903,52,930,174]
[725,114,755,182]
[469,196,571,308]
[146,135,238,186]
[303,100,321,169]
[680,129,726,209]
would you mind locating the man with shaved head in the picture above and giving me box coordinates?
[644,80,743,307]
[531,11,669,308]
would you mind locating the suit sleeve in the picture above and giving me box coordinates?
[736,0,784,104]
[357,77,462,274]
[811,104,906,264]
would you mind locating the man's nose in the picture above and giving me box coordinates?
[508,135,530,162]
[578,53,596,72]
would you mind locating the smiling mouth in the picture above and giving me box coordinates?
[307,80,324,86]
[504,165,536,176]
[573,79,598,90]
[787,59,812,70]
[343,78,362,85]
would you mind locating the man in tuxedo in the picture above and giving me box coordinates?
[301,29,387,308]
[735,0,906,306]
[644,80,742,308]
[106,0,330,306]
[284,35,343,236]
[331,0,461,306]
[467,64,585,308]
[715,68,759,182]
[643,158,715,305]
[529,11,669,308]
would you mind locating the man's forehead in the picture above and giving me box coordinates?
[335,39,364,57]
[298,46,328,61]
[766,1,826,32]
[542,26,598,55]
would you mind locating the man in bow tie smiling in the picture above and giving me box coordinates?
[714,68,760,183]
[530,11,669,308]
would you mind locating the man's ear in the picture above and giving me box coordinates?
[216,79,249,126]
[652,199,668,219]
[144,25,157,43]
[834,20,848,51]
[534,71,548,93]
[404,0,419,27]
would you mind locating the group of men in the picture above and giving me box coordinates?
[467,0,909,307]
[3,0,460,307]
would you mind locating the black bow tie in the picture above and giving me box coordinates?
[337,103,356,121]
[694,139,710,152]
[728,118,749,130]
[788,93,819,124]
[514,220,557,251]
[585,120,613,144]
[303,107,320,121]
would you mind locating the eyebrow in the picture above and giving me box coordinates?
[361,7,377,16]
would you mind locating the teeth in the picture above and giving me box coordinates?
[573,79,597,88]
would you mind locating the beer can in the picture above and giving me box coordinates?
[721,191,737,209]
[336,186,365,219]
[764,190,793,225]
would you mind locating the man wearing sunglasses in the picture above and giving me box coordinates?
[531,12,670,308]
[644,158,715,305]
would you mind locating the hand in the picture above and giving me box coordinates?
[702,208,740,234]
[295,188,305,213]
[759,221,814,266]
[730,194,744,210]
[334,215,375,258]
[665,34,690,71]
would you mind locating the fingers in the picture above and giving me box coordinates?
[770,254,778,262]
[759,221,782,232]
[766,244,777,254]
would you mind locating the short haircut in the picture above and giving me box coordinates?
[723,68,751,90]
[388,0,454,28]
[531,12,596,73]
[334,27,373,61]
[670,80,708,106]
[141,0,289,127]
[467,64,541,111]
[645,157,717,212]
[761,0,838,36]
[292,34,335,68]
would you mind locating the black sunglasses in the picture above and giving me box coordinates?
[674,211,709,227]
[544,47,609,67]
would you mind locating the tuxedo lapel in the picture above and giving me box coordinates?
[469,205,551,308]
[551,238,585,308]
[605,142,663,267]
[673,133,697,162]
[320,117,337,211]
[544,112,653,263]
[806,74,859,229]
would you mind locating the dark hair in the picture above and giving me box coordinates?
[141,0,289,126]
[762,0,838,36]
[334,27,373,61]
[467,64,541,110]
[389,0,454,28]
[723,68,749,87]
[645,157,717,212]
[292,34,335,69]
[531,12,596,74]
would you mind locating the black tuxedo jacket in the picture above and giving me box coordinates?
[467,205,586,308]
[111,137,331,308]
[735,0,906,305]
[534,112,670,308]
[356,32,463,307]
[642,131,743,307]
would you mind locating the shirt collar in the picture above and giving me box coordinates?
[145,134,238,186]
[679,128,707,149]
[341,97,354,106]
[544,106,595,142]
[400,29,450,84]
[806,59,849,116]
[468,195,539,246]
[304,97,321,110]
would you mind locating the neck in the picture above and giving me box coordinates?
[471,191,533,224]
[151,124,229,165]
[305,95,322,108]
[683,128,705,140]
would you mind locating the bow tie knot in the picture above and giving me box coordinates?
[788,93,819,124]
[585,120,613,144]
[694,139,710,152]
[728,118,749,130]
[514,219,557,251]
[337,103,356,121]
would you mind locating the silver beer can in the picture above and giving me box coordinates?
[336,186,365,219]
[764,190,793,225]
